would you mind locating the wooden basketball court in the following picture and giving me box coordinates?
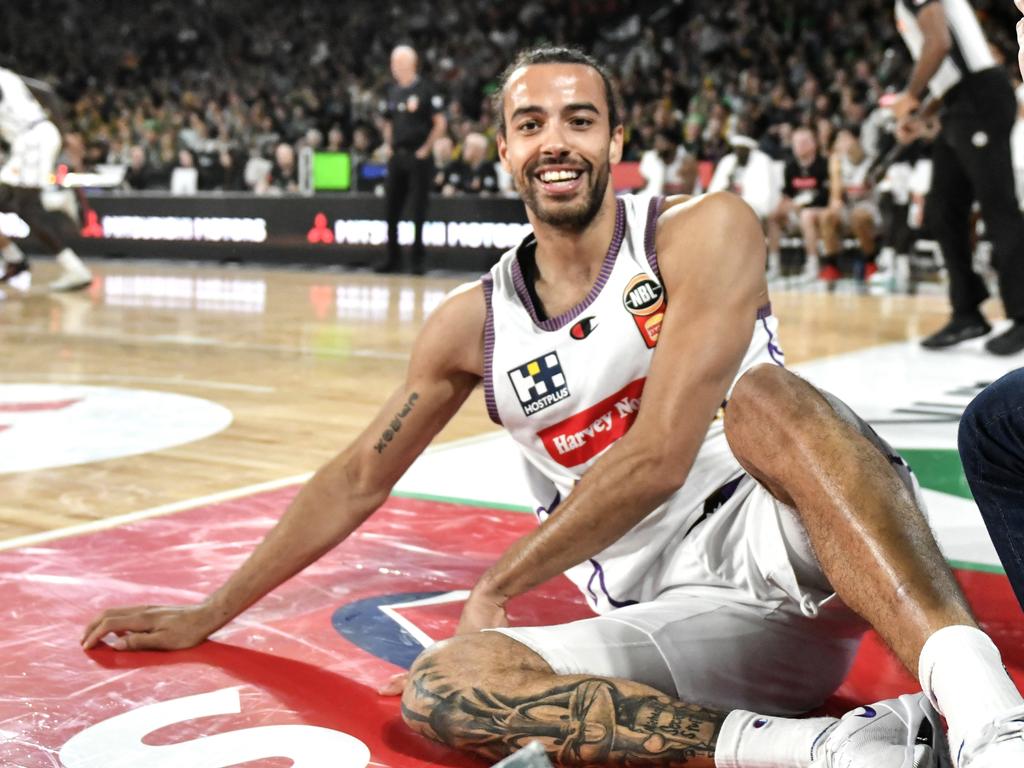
[0,257,967,541]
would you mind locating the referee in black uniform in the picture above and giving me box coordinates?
[378,45,447,274]
[892,0,1024,355]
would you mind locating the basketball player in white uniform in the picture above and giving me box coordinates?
[0,67,92,291]
[819,127,881,281]
[82,48,1024,768]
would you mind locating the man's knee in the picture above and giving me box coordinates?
[727,364,807,432]
[400,631,550,739]
[959,371,1024,475]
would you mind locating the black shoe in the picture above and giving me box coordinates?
[985,322,1024,356]
[920,315,991,349]
[0,260,29,283]
[373,261,397,274]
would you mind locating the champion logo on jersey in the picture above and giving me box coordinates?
[569,316,598,340]
[538,378,646,467]
[623,274,665,348]
[507,352,570,416]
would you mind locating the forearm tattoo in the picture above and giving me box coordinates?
[374,392,419,454]
[403,659,724,765]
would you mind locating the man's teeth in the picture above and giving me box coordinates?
[539,170,581,182]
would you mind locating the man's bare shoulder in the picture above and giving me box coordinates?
[655,191,764,265]
[412,279,486,378]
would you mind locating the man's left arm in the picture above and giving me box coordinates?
[893,2,951,118]
[459,192,768,632]
[416,89,447,160]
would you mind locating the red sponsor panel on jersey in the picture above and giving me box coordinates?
[538,378,646,467]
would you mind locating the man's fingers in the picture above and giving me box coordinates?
[1016,0,1024,16]
[81,606,151,644]
[81,613,157,649]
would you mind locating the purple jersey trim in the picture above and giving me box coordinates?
[510,197,626,332]
[644,195,664,278]
[756,302,773,320]
[536,493,636,608]
[585,558,639,609]
[481,274,501,425]
[760,313,785,366]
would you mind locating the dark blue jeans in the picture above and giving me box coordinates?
[958,368,1024,610]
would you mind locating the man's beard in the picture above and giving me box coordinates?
[518,158,610,233]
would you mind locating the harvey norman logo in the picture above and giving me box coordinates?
[538,378,645,467]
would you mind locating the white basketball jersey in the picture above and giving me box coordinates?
[841,154,872,203]
[482,194,785,612]
[0,68,47,144]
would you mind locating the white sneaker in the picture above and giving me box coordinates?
[812,694,950,768]
[49,268,92,292]
[956,704,1024,767]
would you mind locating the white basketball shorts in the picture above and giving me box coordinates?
[1,119,61,188]
[494,478,877,716]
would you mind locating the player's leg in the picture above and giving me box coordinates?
[953,82,1024,355]
[850,204,878,278]
[0,165,30,283]
[922,128,990,348]
[724,364,1024,763]
[798,207,822,279]
[958,368,1024,611]
[0,233,29,283]
[408,155,432,275]
[403,630,723,767]
[381,151,410,272]
[4,185,90,290]
[818,207,842,282]
[403,612,939,767]
[1,123,90,291]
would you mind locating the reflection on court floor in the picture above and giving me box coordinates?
[1,485,1021,767]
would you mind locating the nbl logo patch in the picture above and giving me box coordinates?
[507,352,570,416]
[623,274,665,348]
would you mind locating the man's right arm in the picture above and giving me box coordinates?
[81,283,485,651]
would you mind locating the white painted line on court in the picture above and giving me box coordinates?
[0,472,313,552]
[0,432,503,553]
[378,590,471,647]
[0,372,276,394]
[0,326,410,361]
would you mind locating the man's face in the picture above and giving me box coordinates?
[390,48,417,86]
[497,63,622,232]
[792,130,816,163]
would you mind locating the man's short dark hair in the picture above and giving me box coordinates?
[494,46,622,137]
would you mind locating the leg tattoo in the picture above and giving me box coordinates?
[403,658,724,765]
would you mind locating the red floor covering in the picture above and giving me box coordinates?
[1,486,1020,767]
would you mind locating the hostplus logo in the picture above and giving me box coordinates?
[507,352,570,416]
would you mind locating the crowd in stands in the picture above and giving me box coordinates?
[2,0,1022,200]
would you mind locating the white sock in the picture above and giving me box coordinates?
[918,625,1023,754]
[56,247,88,274]
[715,709,837,768]
[2,241,25,264]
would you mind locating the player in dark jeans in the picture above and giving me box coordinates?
[959,368,1024,611]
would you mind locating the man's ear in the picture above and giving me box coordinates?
[497,132,511,172]
[609,124,624,165]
